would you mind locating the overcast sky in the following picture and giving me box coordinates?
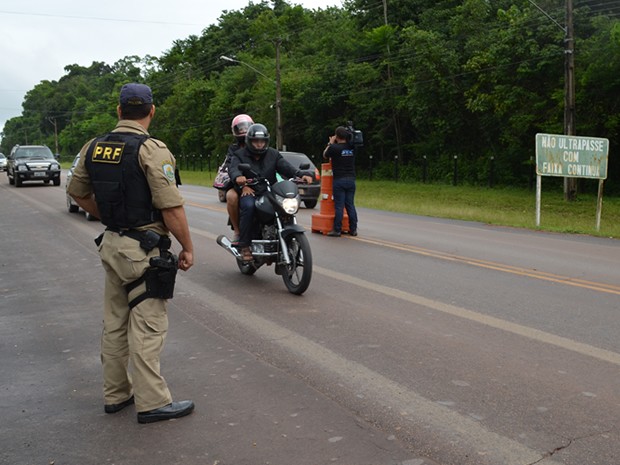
[0,0,342,139]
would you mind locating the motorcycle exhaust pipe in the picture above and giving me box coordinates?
[216,235,242,259]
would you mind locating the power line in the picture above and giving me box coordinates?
[0,9,202,26]
[4,2,618,140]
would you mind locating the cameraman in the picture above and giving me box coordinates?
[323,126,358,237]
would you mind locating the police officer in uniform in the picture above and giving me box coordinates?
[68,83,195,424]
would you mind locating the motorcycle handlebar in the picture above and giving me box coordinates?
[245,176,312,185]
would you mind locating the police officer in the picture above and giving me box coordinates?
[68,83,195,424]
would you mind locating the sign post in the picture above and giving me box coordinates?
[535,133,609,230]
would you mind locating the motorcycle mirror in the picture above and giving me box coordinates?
[239,163,256,178]
[239,163,258,179]
[299,163,310,170]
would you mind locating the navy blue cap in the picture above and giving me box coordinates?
[119,83,153,105]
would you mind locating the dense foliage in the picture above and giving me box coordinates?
[1,0,619,192]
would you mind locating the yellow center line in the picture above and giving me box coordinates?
[186,200,226,213]
[351,235,620,295]
[186,198,620,296]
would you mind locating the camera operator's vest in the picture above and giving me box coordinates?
[85,132,162,229]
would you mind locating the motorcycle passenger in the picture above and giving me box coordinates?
[229,123,313,261]
[225,114,254,243]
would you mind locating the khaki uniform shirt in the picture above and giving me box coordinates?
[67,120,184,235]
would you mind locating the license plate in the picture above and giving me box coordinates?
[33,172,46,177]
[298,188,306,195]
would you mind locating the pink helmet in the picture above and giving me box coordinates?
[231,114,254,137]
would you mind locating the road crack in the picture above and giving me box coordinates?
[527,429,614,465]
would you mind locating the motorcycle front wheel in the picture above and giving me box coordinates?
[280,232,312,295]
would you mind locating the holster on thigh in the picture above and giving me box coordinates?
[125,252,178,309]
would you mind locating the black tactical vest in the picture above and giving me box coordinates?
[85,132,162,229]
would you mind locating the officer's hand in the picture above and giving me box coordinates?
[236,176,247,186]
[178,250,193,271]
[302,175,313,184]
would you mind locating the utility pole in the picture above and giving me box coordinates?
[563,0,577,200]
[47,117,59,155]
[528,0,576,200]
[382,0,403,165]
[220,53,282,149]
[275,38,283,151]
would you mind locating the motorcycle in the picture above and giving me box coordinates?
[216,163,313,295]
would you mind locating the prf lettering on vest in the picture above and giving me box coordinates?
[92,142,125,164]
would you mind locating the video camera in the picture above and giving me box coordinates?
[346,121,364,148]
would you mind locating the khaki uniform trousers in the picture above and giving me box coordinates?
[98,230,173,412]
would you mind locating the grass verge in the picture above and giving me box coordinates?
[127,168,620,240]
[355,180,620,238]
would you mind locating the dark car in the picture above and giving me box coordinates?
[65,153,97,221]
[7,145,61,187]
[280,151,321,209]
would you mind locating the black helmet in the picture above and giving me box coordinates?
[245,123,270,155]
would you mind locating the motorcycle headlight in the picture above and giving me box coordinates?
[280,196,300,214]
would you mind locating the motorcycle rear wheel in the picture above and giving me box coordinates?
[281,232,312,295]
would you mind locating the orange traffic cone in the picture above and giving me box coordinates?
[311,162,349,234]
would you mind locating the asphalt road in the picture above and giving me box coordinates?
[1,177,619,465]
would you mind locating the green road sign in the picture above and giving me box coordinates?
[535,133,609,179]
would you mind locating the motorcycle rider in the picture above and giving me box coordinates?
[229,123,313,261]
[225,114,254,242]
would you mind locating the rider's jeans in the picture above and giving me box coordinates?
[238,194,256,247]
[332,177,358,233]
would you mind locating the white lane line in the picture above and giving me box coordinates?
[315,265,620,367]
[175,276,561,465]
[191,225,620,367]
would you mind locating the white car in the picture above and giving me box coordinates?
[66,154,97,221]
[0,153,7,171]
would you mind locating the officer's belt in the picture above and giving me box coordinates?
[105,227,144,241]
[105,227,171,252]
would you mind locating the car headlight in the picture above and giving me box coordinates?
[17,164,28,171]
[50,163,60,171]
[280,197,300,214]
